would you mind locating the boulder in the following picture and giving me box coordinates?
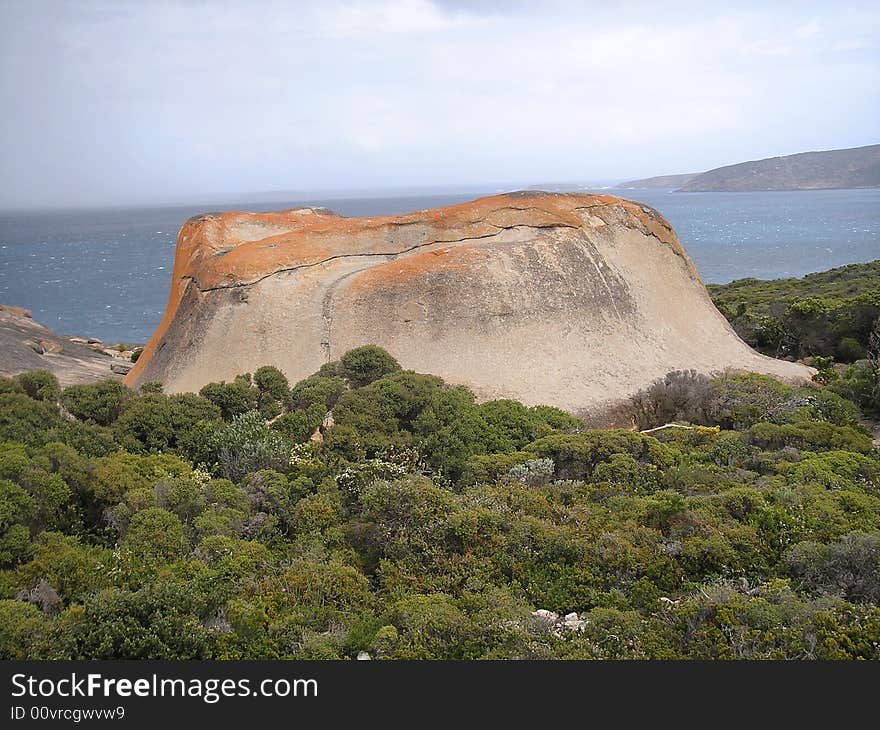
[125,192,812,414]
[38,339,64,354]
[532,609,559,625]
[562,612,587,631]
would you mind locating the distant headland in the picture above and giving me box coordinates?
[618,143,880,192]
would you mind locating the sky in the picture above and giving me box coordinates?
[1,0,878,209]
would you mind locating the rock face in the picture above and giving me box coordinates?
[125,192,811,415]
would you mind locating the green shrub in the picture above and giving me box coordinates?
[0,377,24,395]
[15,370,60,402]
[526,430,672,480]
[749,421,873,454]
[199,376,258,420]
[830,360,880,415]
[114,393,221,454]
[0,600,45,659]
[214,411,291,482]
[338,346,401,387]
[0,393,63,445]
[123,508,188,563]
[40,581,211,659]
[837,337,866,362]
[253,366,289,401]
[0,477,34,565]
[289,375,346,411]
[61,380,132,425]
[785,531,880,603]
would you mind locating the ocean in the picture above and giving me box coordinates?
[1,188,878,344]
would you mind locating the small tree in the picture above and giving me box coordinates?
[253,366,289,402]
[339,346,401,388]
[811,355,838,385]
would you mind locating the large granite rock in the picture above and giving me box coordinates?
[125,192,811,415]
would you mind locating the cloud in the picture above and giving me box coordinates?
[0,0,878,208]
[314,0,491,38]
[794,20,821,39]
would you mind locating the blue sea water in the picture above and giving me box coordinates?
[0,188,878,344]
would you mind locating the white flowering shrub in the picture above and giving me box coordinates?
[505,457,555,487]
[336,446,425,499]
[214,410,291,481]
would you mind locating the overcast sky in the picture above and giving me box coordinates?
[1,0,878,209]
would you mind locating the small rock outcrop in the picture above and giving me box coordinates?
[0,305,130,386]
[125,192,811,414]
[531,609,588,635]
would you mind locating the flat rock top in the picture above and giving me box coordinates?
[177,192,683,290]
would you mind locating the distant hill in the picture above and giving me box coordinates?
[681,144,880,192]
[618,144,880,192]
[616,172,698,189]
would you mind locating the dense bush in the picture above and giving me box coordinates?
[624,370,715,429]
[62,380,132,425]
[0,345,878,660]
[0,393,65,444]
[830,359,880,415]
[785,532,880,603]
[337,346,403,388]
[115,392,222,454]
[622,370,874,431]
[200,376,260,420]
[213,411,291,482]
[15,371,61,402]
[709,260,880,362]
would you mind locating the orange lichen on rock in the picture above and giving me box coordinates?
[346,245,485,294]
[179,193,681,292]
[126,206,338,385]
